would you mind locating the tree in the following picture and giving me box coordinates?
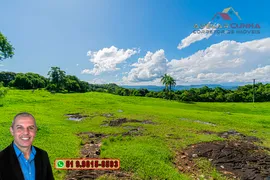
[157,91,167,99]
[25,72,47,89]
[168,76,176,92]
[9,73,46,89]
[161,74,170,91]
[78,81,89,92]
[138,88,149,96]
[146,91,155,97]
[215,93,225,102]
[0,32,15,60]
[122,88,130,96]
[106,83,119,94]
[199,86,211,94]
[132,89,142,96]
[161,74,176,100]
[180,91,193,101]
[47,67,66,92]
[65,75,81,92]
[0,72,16,86]
[161,74,176,92]
[10,73,33,89]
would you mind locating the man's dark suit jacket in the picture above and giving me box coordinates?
[0,142,54,180]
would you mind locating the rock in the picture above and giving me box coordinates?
[181,155,187,159]
[192,154,198,158]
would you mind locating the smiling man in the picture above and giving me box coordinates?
[0,112,54,180]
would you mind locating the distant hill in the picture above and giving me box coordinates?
[121,84,238,92]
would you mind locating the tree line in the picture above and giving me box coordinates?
[88,82,270,102]
[0,67,89,93]
[1,68,270,102]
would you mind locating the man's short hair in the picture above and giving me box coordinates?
[11,112,37,127]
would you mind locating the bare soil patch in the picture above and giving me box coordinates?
[66,113,89,121]
[176,131,270,179]
[122,127,144,136]
[102,113,114,118]
[103,118,156,127]
[217,130,262,142]
[65,132,133,180]
[180,118,216,126]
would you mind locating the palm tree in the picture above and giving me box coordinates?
[168,76,176,91]
[161,74,176,92]
[161,74,170,92]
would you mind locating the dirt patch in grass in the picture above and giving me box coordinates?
[200,129,262,143]
[102,113,114,118]
[176,134,270,179]
[180,118,216,126]
[102,118,156,127]
[66,113,89,121]
[122,127,144,136]
[65,132,133,180]
[217,130,261,142]
[109,118,128,126]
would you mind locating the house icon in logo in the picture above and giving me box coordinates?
[212,7,242,21]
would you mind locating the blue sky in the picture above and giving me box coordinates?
[1,0,269,85]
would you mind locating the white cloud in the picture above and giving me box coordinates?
[169,38,270,84]
[177,22,217,50]
[88,78,107,84]
[122,49,168,82]
[82,46,138,75]
[186,65,270,83]
[119,78,163,86]
[81,69,91,74]
[83,38,270,85]
[189,65,270,83]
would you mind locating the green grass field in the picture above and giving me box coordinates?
[1,89,270,179]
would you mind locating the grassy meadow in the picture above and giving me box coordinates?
[0,89,270,179]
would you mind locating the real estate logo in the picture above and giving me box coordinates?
[193,7,261,35]
[212,7,241,21]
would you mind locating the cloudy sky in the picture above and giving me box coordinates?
[1,0,269,85]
